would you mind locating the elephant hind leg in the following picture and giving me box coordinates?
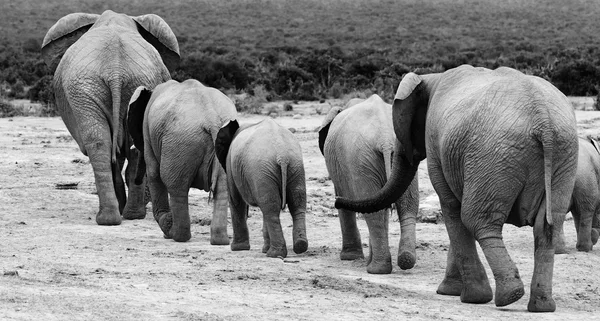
[363,209,392,274]
[261,204,287,258]
[337,208,364,261]
[395,174,418,270]
[286,185,308,254]
[431,166,492,303]
[84,139,121,226]
[438,207,493,303]
[230,183,250,251]
[112,156,127,214]
[123,148,147,220]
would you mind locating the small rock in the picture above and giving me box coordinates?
[293,114,301,119]
[3,271,18,277]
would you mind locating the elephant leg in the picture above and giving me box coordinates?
[395,175,418,270]
[210,165,230,245]
[592,210,600,245]
[123,148,147,220]
[261,204,287,258]
[437,207,492,303]
[83,135,121,226]
[230,182,250,251]
[112,156,127,214]
[527,205,557,312]
[145,153,171,237]
[338,208,364,260]
[287,184,308,254]
[262,220,270,253]
[363,209,392,274]
[168,192,191,242]
[574,207,594,252]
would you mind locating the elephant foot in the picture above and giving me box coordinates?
[460,279,493,304]
[527,294,556,312]
[293,239,308,254]
[96,207,122,226]
[262,243,270,253]
[210,226,230,245]
[340,248,364,261]
[592,229,599,245]
[494,278,525,307]
[122,206,146,220]
[172,227,191,242]
[157,212,173,239]
[436,277,462,296]
[555,238,568,254]
[366,259,392,274]
[397,251,416,270]
[576,240,593,252]
[266,246,287,258]
[231,240,250,251]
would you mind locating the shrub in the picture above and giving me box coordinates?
[0,98,24,117]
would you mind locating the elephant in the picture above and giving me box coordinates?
[41,10,180,225]
[215,118,308,258]
[556,137,600,253]
[335,65,579,312]
[318,94,418,274]
[127,79,236,244]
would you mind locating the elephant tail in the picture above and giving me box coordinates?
[280,161,288,211]
[383,149,393,181]
[109,78,122,165]
[539,121,554,226]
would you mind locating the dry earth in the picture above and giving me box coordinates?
[1,102,600,320]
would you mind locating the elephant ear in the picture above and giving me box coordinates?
[318,106,343,155]
[41,13,100,73]
[215,120,240,173]
[132,14,180,72]
[590,137,600,155]
[392,72,429,165]
[127,86,152,153]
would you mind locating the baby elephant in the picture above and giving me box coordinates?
[558,136,600,252]
[215,118,308,258]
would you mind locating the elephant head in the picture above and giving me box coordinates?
[127,86,153,185]
[335,72,428,213]
[41,10,180,73]
[318,98,368,155]
[215,120,241,172]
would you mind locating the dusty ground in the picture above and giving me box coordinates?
[1,102,600,320]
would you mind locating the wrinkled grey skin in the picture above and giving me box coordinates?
[336,65,578,312]
[41,10,180,225]
[556,137,600,253]
[318,95,418,274]
[215,118,308,258]
[127,79,236,243]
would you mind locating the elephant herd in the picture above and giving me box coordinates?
[40,10,600,313]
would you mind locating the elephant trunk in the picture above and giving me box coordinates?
[335,141,420,213]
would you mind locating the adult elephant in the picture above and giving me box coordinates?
[318,95,418,274]
[127,79,236,244]
[41,10,180,225]
[336,65,578,312]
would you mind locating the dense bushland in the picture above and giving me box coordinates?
[2,0,600,112]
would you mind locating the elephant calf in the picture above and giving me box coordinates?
[215,118,308,258]
[127,79,237,243]
[557,137,600,252]
[319,95,418,274]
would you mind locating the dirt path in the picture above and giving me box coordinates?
[1,110,599,320]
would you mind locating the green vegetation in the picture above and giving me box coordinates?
[2,0,600,112]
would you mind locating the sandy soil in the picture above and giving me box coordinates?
[1,106,600,320]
